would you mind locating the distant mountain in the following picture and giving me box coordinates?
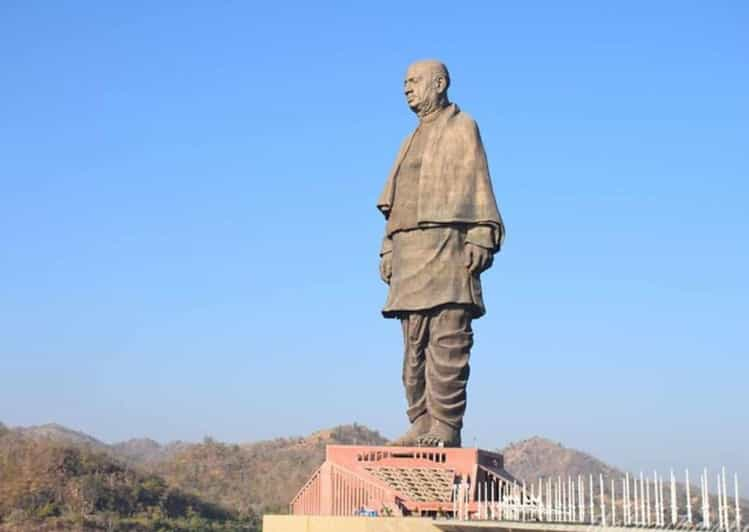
[502,436,623,481]
[7,423,189,468]
[111,437,190,466]
[14,422,108,451]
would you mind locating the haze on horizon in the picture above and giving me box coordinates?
[1,2,747,493]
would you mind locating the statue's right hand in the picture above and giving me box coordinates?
[380,253,392,284]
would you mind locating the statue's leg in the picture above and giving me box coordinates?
[417,305,473,448]
[391,312,430,446]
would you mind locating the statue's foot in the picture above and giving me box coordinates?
[390,415,430,446]
[416,419,461,448]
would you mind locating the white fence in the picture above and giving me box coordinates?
[451,467,743,531]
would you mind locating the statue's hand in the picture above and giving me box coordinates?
[380,253,393,284]
[465,242,493,275]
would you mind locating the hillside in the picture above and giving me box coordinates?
[0,428,258,531]
[502,436,623,481]
[151,423,387,516]
[111,438,191,466]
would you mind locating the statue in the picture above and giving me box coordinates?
[377,60,504,448]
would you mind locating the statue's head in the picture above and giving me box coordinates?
[404,60,450,118]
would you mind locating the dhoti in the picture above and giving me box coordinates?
[401,304,473,430]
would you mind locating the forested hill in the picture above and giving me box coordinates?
[0,423,258,531]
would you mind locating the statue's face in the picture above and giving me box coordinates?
[404,63,441,115]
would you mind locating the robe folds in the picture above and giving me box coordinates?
[377,103,505,251]
[377,104,504,319]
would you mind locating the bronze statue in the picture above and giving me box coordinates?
[377,60,504,447]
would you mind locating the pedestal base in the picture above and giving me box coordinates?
[290,445,515,518]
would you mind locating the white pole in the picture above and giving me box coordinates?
[547,477,552,522]
[551,479,555,522]
[562,477,567,522]
[571,476,576,522]
[641,471,646,526]
[722,467,729,531]
[590,474,596,524]
[653,473,658,527]
[542,478,545,521]
[625,473,631,525]
[477,481,481,520]
[537,478,542,521]
[579,475,584,522]
[522,479,527,521]
[489,481,493,520]
[718,473,724,531]
[612,478,617,526]
[645,472,652,526]
[531,482,536,522]
[655,473,661,526]
[554,477,562,521]
[489,480,493,520]
[635,473,641,525]
[484,480,494,519]
[686,469,692,525]
[481,481,485,520]
[600,473,607,527]
[519,480,523,521]
[702,468,711,528]
[702,472,706,528]
[658,477,666,526]
[735,472,741,532]
[671,470,677,525]
[498,480,502,521]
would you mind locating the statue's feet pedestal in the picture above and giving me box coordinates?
[286,444,514,520]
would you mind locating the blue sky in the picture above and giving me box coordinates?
[1,1,746,491]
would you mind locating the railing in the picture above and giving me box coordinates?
[329,462,391,516]
[290,466,322,515]
[452,466,744,531]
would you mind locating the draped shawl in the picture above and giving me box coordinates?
[377,104,505,251]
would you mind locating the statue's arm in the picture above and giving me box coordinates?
[465,225,495,250]
[379,235,393,284]
[465,225,498,274]
[380,234,393,256]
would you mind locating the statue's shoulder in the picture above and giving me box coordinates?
[453,107,476,124]
[446,106,480,138]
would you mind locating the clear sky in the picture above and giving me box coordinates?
[1,1,747,492]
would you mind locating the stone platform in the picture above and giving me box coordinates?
[264,516,622,532]
[290,445,516,518]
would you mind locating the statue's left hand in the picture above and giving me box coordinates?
[465,242,493,274]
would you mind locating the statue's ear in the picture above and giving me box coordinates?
[434,75,448,95]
